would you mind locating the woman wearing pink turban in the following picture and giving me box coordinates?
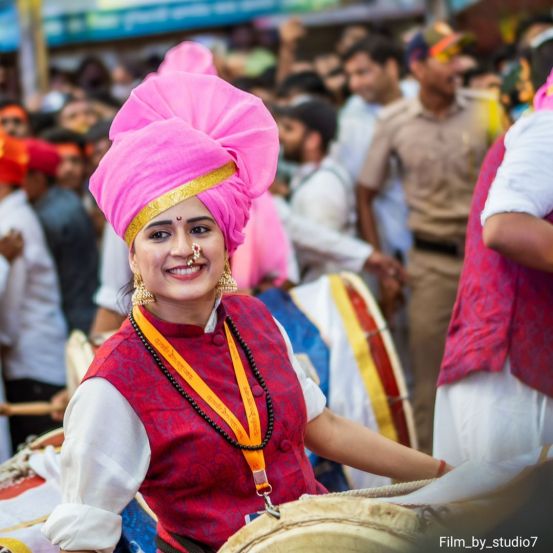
[43,72,449,553]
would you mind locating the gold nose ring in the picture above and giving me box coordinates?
[186,243,202,267]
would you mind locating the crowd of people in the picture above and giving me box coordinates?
[0,10,552,479]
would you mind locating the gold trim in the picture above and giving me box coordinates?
[124,161,236,245]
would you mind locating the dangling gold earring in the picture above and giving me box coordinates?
[216,259,238,294]
[132,272,156,306]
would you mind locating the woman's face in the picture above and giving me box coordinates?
[130,196,225,311]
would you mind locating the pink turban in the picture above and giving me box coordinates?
[534,67,553,111]
[89,72,278,253]
[157,41,217,76]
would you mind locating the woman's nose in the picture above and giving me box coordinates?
[170,230,193,257]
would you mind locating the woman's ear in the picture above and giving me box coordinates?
[129,246,137,274]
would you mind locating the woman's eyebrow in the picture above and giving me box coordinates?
[145,219,172,230]
[187,216,216,224]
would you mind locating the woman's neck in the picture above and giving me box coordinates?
[145,293,218,328]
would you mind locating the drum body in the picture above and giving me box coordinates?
[218,496,422,553]
[262,273,416,489]
[0,430,157,553]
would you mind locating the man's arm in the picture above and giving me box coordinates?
[356,119,395,247]
[481,111,553,272]
[483,213,553,272]
[356,186,382,249]
[276,18,305,85]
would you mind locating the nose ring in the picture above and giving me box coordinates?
[186,243,202,267]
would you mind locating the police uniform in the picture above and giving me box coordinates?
[358,90,502,452]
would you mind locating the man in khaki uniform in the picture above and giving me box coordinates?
[357,22,504,452]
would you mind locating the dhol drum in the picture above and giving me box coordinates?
[0,427,157,553]
[218,494,425,553]
[261,272,416,490]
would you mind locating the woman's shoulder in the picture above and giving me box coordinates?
[85,320,142,378]
[222,293,273,318]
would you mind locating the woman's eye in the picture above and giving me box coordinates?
[149,230,170,240]
[190,225,209,235]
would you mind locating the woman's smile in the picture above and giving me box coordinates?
[165,263,204,280]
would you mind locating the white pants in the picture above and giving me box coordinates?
[433,360,553,466]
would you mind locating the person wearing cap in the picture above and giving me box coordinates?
[43,72,450,553]
[357,22,505,453]
[0,100,32,139]
[278,98,356,280]
[23,139,99,334]
[0,133,67,456]
[434,47,553,464]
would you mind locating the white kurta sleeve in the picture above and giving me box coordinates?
[273,318,326,421]
[274,196,373,273]
[94,224,132,315]
[0,256,25,346]
[0,255,9,297]
[42,378,151,553]
[481,111,553,224]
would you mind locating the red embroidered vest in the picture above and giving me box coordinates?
[439,136,553,397]
[84,295,324,551]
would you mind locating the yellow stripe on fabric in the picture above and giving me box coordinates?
[328,274,397,442]
[124,161,237,246]
[0,514,49,533]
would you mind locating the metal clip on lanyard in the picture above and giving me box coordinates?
[253,471,280,519]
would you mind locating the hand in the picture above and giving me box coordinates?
[0,403,12,417]
[379,276,404,323]
[279,18,305,46]
[0,230,23,263]
[364,250,407,283]
[50,388,69,422]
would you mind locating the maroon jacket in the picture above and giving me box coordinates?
[439,136,553,397]
[85,295,324,551]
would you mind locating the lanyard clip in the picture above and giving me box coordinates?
[262,491,281,519]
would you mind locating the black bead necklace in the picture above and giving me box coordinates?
[129,311,274,451]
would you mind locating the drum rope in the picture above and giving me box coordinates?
[303,478,435,500]
[0,448,34,489]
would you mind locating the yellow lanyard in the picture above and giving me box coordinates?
[132,306,271,494]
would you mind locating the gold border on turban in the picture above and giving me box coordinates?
[124,161,236,246]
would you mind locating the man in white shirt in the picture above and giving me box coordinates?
[278,98,359,281]
[0,133,67,454]
[335,34,415,260]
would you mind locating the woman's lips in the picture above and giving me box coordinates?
[166,264,204,281]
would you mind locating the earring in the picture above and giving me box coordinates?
[216,260,238,294]
[132,272,156,306]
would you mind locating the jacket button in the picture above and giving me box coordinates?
[279,439,292,452]
[252,385,264,397]
[212,333,225,346]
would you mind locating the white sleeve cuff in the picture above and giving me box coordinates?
[94,285,130,315]
[481,195,542,225]
[42,503,121,553]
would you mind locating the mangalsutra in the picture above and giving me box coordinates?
[186,242,201,267]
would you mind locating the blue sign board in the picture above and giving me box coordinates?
[0,0,337,52]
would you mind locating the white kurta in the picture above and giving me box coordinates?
[42,305,326,553]
[0,190,67,386]
[274,196,373,279]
